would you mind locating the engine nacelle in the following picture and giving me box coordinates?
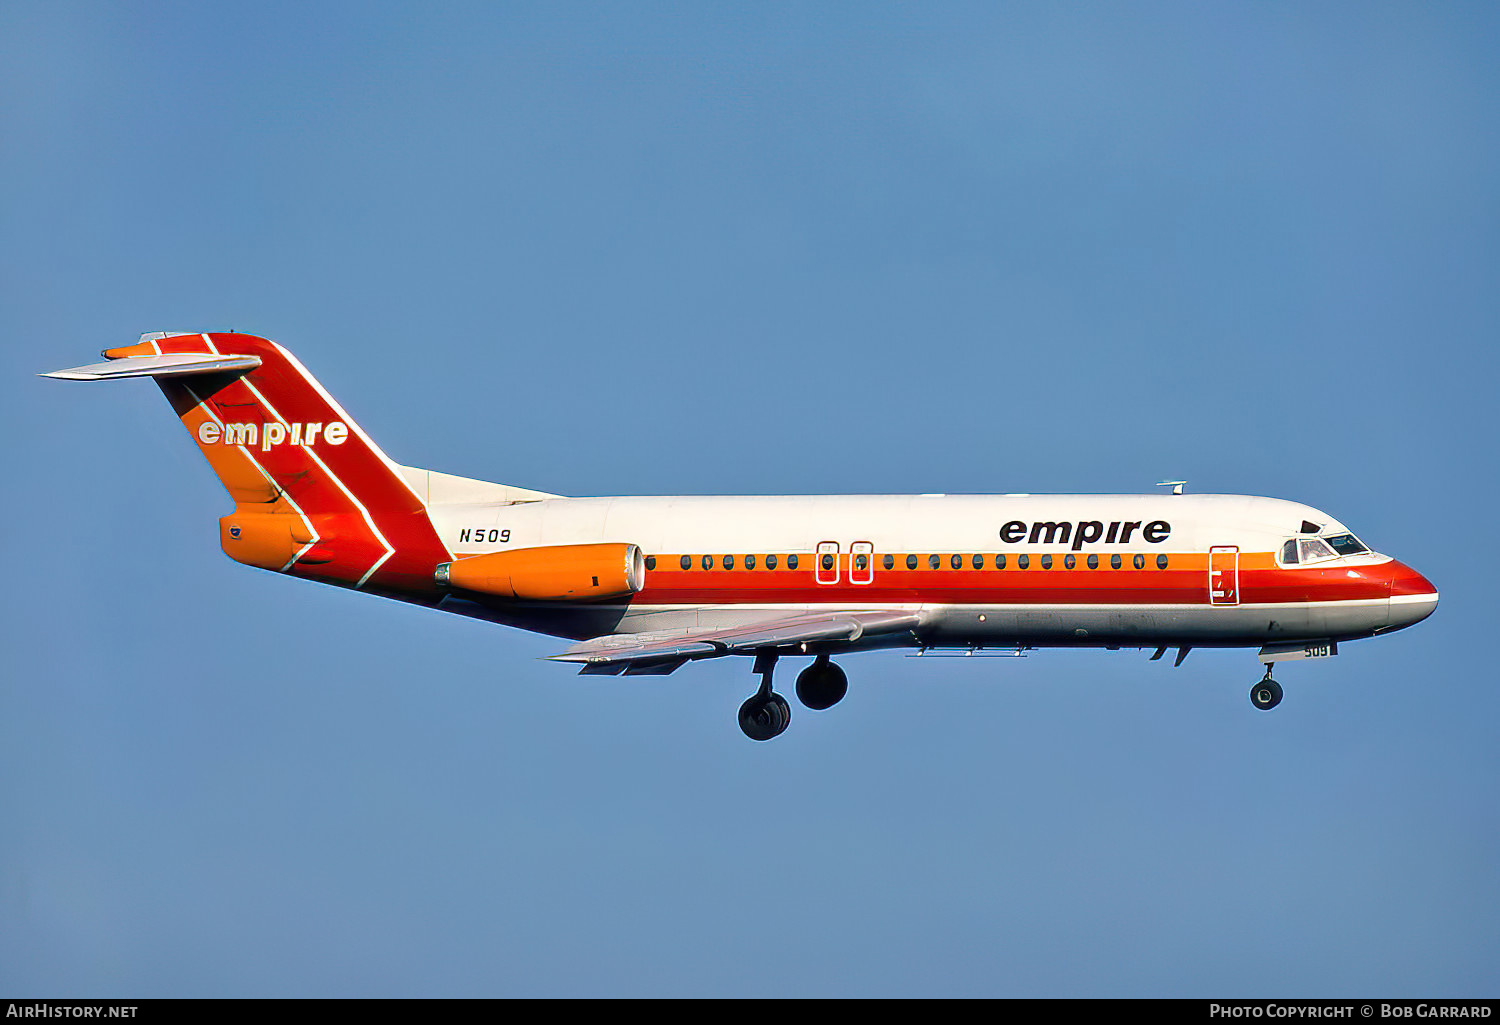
[435,543,645,601]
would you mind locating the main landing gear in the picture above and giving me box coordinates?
[796,654,848,711]
[1250,669,1283,711]
[738,652,850,741]
[738,653,791,741]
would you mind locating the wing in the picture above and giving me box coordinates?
[546,610,921,675]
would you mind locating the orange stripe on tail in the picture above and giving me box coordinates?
[148,333,449,593]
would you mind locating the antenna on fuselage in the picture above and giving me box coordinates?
[1155,480,1187,495]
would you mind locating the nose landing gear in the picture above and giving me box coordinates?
[1250,671,1283,711]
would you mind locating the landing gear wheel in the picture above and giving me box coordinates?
[795,656,848,710]
[738,693,791,741]
[1250,676,1283,711]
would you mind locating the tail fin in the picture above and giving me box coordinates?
[46,332,450,593]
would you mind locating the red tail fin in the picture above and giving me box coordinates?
[117,332,449,593]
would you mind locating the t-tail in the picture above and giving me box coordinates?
[45,332,451,593]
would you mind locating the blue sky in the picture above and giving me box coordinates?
[2,1,1496,997]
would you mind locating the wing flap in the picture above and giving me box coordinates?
[547,610,920,670]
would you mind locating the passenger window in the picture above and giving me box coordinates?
[680,555,691,570]
[745,554,756,570]
[1041,555,1053,569]
[1064,554,1075,570]
[972,554,984,570]
[1018,554,1030,569]
[883,554,894,570]
[766,554,778,570]
[1156,555,1168,569]
[929,554,940,570]
[1133,554,1145,570]
[906,554,918,570]
[702,555,713,570]
[1111,554,1121,569]
[645,556,656,570]
[995,554,1006,569]
[821,553,835,571]
[1087,554,1098,569]
[854,553,868,571]
[951,554,962,570]
[723,555,734,570]
[788,554,799,570]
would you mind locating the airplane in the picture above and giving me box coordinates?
[44,332,1439,740]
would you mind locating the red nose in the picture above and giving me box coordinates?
[1388,561,1438,598]
[1385,560,1438,633]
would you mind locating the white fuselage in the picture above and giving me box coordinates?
[424,492,1435,650]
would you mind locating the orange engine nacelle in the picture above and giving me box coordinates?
[436,543,645,602]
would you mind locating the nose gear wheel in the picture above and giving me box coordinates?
[1250,673,1283,711]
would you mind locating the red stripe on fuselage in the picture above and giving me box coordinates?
[617,557,1394,607]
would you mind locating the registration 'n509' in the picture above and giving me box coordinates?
[459,528,510,544]
[1258,641,1340,665]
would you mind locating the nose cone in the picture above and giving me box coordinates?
[1386,560,1439,632]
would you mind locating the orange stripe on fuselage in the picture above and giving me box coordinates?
[529,551,1392,607]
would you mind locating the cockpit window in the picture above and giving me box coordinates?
[1324,533,1368,556]
[1299,538,1336,563]
[1280,540,1299,565]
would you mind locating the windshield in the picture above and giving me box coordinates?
[1299,538,1336,563]
[1282,530,1373,567]
[1324,533,1368,556]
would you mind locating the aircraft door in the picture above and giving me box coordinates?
[1209,546,1240,605]
[816,541,840,585]
[849,541,874,585]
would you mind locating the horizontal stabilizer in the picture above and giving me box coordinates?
[41,353,262,381]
